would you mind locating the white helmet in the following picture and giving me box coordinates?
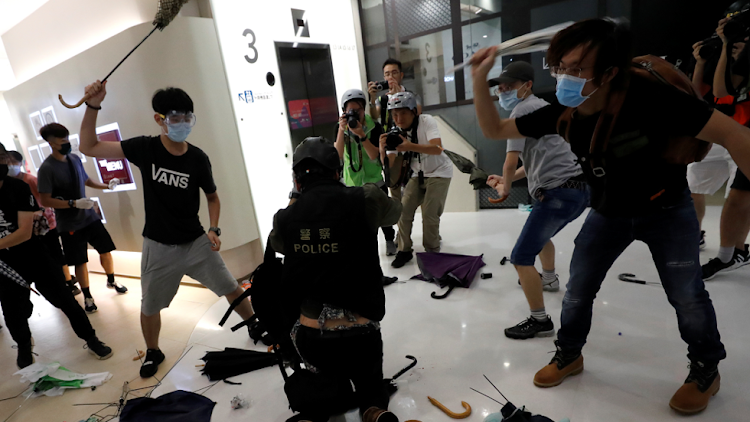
[387,92,417,111]
[341,89,366,109]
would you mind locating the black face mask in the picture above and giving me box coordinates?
[0,164,8,178]
[59,143,72,155]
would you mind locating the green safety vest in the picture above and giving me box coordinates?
[343,114,383,187]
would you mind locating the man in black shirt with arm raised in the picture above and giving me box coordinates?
[471,19,750,415]
[78,81,255,379]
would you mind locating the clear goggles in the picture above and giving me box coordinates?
[160,111,197,127]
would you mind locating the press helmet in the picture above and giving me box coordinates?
[387,92,417,111]
[292,137,341,173]
[341,89,367,109]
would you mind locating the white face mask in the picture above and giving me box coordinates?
[7,165,21,177]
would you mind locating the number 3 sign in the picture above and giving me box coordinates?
[244,29,258,63]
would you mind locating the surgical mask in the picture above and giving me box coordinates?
[555,74,597,107]
[165,122,192,142]
[498,89,522,110]
[59,143,72,155]
[7,164,21,177]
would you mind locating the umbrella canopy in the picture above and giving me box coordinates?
[498,402,555,422]
[412,252,485,299]
[200,348,277,381]
[120,390,215,422]
[442,149,491,190]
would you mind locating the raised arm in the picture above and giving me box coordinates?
[79,81,126,159]
[698,109,750,179]
[713,19,746,98]
[471,47,523,140]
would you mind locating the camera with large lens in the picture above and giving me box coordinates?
[345,109,360,129]
[374,80,390,91]
[701,5,750,59]
[385,127,405,150]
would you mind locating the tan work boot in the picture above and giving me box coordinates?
[362,406,399,422]
[669,360,720,414]
[534,340,584,388]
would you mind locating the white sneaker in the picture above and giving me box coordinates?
[542,275,560,292]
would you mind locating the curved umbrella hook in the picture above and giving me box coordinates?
[427,396,472,419]
[431,284,456,300]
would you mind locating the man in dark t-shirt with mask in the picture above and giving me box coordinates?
[78,81,255,379]
[471,19,750,415]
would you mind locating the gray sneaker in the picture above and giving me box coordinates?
[542,274,560,292]
[386,240,397,256]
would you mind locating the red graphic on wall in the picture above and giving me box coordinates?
[288,99,312,129]
[96,129,135,185]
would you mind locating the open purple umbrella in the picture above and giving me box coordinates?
[411,252,485,299]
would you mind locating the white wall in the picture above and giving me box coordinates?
[209,0,367,243]
[434,116,478,212]
[0,93,16,150]
[3,18,261,276]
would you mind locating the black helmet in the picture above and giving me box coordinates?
[292,137,340,172]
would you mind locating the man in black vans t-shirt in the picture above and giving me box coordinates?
[471,19,750,415]
[78,82,255,379]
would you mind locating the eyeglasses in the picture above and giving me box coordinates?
[549,66,593,78]
[160,111,197,127]
[383,70,400,78]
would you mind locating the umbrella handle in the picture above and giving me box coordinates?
[488,194,508,204]
[431,284,456,300]
[427,396,472,419]
[391,355,418,380]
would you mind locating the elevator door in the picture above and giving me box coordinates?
[276,42,339,151]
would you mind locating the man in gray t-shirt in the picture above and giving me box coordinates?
[486,61,589,340]
[37,123,127,314]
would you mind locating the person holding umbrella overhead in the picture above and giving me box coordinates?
[0,151,113,369]
[484,61,588,340]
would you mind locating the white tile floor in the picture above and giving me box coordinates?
[3,206,749,422]
[154,206,749,422]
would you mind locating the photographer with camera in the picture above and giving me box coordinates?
[697,13,750,279]
[368,59,422,130]
[269,137,402,422]
[334,89,397,256]
[469,17,750,413]
[378,92,452,268]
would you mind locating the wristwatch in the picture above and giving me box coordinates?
[68,199,75,208]
[209,227,221,237]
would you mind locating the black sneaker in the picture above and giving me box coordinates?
[699,230,706,250]
[391,251,413,268]
[140,349,165,378]
[504,316,555,340]
[16,341,35,369]
[68,277,81,296]
[84,297,98,313]
[85,337,113,360]
[702,245,750,280]
[107,280,128,294]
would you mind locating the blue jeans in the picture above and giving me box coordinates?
[511,186,590,266]
[558,191,726,363]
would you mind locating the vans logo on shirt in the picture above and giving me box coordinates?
[152,164,189,189]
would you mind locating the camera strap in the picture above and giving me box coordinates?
[345,134,364,173]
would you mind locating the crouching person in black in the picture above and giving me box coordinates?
[269,137,402,422]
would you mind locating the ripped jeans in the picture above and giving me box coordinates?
[558,190,726,363]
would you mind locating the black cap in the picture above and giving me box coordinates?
[489,61,535,87]
[292,137,341,172]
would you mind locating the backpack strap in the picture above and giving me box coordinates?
[588,88,627,177]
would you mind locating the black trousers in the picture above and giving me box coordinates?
[294,326,388,415]
[0,240,96,346]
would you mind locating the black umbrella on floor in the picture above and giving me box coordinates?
[199,347,277,381]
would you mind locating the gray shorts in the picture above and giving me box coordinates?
[140,235,238,316]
